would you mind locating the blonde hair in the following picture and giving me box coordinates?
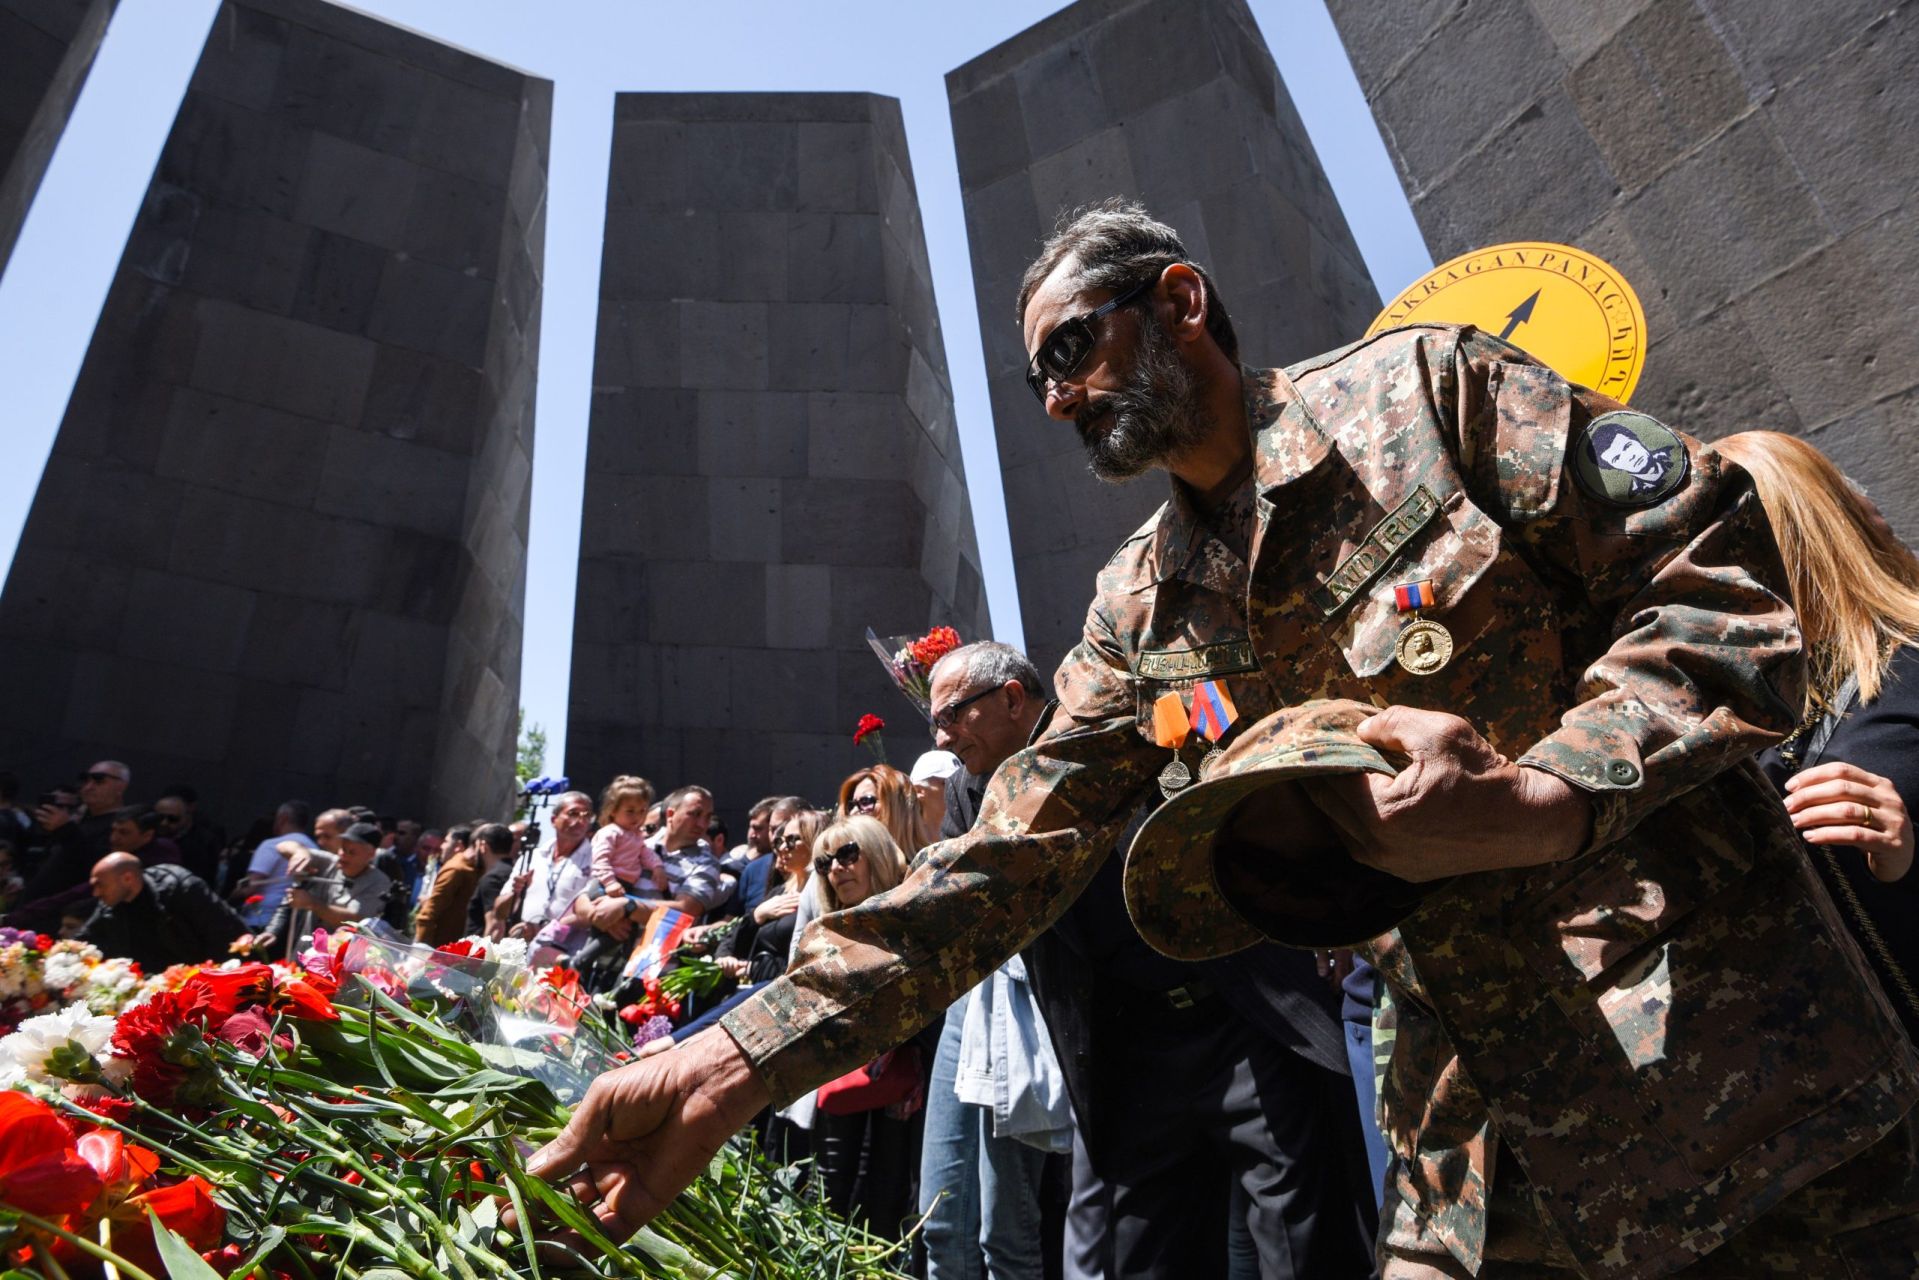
[1715,431,1919,705]
[597,775,655,827]
[774,807,827,891]
[837,764,931,853]
[812,815,909,912]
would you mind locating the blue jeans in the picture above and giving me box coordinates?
[919,994,1054,1280]
[977,1105,1050,1280]
[1346,1016,1390,1207]
[920,1000,984,1280]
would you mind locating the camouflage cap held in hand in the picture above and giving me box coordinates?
[1123,698,1441,959]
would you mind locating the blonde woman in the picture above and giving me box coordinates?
[804,815,928,1241]
[1716,431,1919,1039]
[809,813,911,912]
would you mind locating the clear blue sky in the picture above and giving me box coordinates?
[0,0,1430,776]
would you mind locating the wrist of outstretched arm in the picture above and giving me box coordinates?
[1518,724,1647,853]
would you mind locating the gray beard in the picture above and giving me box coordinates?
[1074,313,1212,483]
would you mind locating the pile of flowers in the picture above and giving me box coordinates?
[865,624,964,720]
[0,927,159,1035]
[0,929,910,1278]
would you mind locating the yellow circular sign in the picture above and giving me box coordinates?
[1366,242,1648,403]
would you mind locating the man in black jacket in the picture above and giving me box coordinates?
[80,852,248,972]
[932,642,1376,1278]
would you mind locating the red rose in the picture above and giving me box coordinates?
[854,713,886,744]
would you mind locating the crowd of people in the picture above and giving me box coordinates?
[10,196,1919,1278]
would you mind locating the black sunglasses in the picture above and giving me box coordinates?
[775,832,806,850]
[849,793,879,813]
[931,684,1001,733]
[813,841,862,874]
[1024,278,1154,403]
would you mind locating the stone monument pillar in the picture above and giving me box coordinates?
[0,0,120,273]
[566,92,990,816]
[1326,0,1919,532]
[949,0,1379,672]
[0,0,548,827]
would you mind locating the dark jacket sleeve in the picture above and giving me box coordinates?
[165,868,248,954]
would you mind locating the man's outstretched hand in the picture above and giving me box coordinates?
[1308,705,1592,881]
[521,1027,771,1240]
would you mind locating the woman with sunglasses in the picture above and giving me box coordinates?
[644,808,830,1047]
[716,807,825,986]
[801,816,931,1241]
[779,765,931,967]
[836,764,931,854]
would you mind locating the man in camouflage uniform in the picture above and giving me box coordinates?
[531,204,1919,1276]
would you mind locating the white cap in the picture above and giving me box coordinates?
[909,749,963,785]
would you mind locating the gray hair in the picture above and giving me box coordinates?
[1016,198,1239,363]
[931,641,1044,699]
[553,790,593,811]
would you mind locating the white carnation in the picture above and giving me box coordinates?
[0,1001,115,1085]
[491,936,529,969]
[42,951,91,995]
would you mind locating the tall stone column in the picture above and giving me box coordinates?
[949,0,1379,673]
[1326,0,1919,533]
[567,92,989,818]
[0,0,120,274]
[0,0,547,828]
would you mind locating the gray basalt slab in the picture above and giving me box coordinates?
[0,0,550,832]
[567,92,991,827]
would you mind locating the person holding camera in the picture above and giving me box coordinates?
[255,822,394,946]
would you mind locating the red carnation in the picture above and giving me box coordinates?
[111,987,217,1105]
[854,713,885,744]
[244,894,265,907]
[0,1092,103,1218]
[908,625,961,670]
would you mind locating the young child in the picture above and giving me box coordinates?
[589,775,668,900]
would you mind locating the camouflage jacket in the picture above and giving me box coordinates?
[722,325,1918,1277]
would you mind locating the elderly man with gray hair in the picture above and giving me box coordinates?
[918,640,1068,1280]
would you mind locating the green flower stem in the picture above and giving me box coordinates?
[10,1210,161,1280]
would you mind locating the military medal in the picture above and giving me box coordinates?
[1190,679,1239,779]
[1153,692,1194,798]
[1392,578,1453,675]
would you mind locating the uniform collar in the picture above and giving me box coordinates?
[1248,365,1334,496]
[1149,367,1326,586]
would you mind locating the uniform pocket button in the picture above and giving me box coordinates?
[1606,760,1640,785]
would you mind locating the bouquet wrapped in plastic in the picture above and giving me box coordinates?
[865,624,963,721]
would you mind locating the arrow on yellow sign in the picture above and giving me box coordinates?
[1367,243,1648,403]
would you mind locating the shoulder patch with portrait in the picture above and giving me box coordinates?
[1571,410,1688,507]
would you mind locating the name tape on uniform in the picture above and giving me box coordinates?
[1136,639,1258,682]
[1312,486,1443,616]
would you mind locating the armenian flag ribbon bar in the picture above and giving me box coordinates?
[1190,679,1239,742]
[1393,579,1436,612]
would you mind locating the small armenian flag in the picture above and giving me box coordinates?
[1190,679,1239,742]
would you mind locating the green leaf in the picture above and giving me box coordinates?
[145,1208,225,1280]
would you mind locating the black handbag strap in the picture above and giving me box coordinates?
[1800,672,1860,770]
